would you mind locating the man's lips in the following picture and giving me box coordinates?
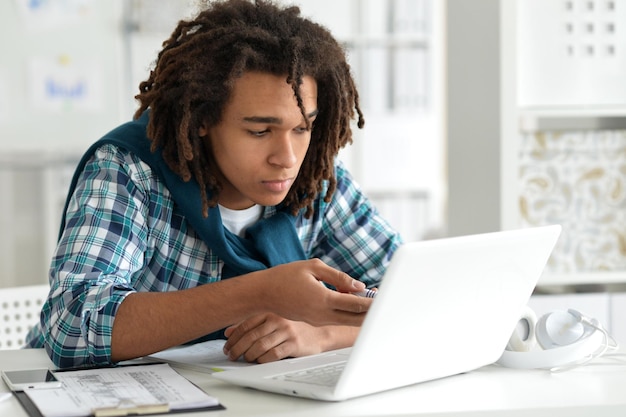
[261,178,293,192]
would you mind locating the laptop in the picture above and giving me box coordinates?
[213,225,562,401]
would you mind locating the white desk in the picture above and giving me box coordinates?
[1,348,626,417]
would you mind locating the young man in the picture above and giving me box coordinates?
[25,0,402,368]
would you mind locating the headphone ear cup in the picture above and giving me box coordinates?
[498,309,608,369]
[535,310,586,349]
[506,306,537,352]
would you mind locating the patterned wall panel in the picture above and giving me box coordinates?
[519,130,626,273]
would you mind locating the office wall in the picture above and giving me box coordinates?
[293,0,445,240]
[0,0,126,287]
[446,0,504,236]
[0,0,125,151]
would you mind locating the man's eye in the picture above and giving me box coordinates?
[248,129,269,137]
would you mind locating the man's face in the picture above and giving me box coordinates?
[201,71,318,210]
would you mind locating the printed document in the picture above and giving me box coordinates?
[23,363,219,417]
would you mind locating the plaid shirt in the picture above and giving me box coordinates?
[25,144,402,368]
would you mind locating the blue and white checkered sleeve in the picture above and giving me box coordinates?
[40,144,153,368]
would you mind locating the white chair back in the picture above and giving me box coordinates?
[0,284,49,349]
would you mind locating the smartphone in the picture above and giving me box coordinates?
[1,369,62,391]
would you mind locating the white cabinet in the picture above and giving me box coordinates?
[610,292,626,345]
[446,0,626,289]
[517,0,626,108]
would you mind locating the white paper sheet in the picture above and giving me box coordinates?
[147,339,253,373]
[24,363,218,417]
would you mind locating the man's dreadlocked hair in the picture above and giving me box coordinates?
[134,0,364,219]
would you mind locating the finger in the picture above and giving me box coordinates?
[301,300,371,327]
[330,291,373,314]
[329,310,368,327]
[225,314,265,342]
[242,330,288,363]
[305,293,371,327]
[255,340,292,363]
[223,315,268,357]
[225,316,282,361]
[310,259,365,294]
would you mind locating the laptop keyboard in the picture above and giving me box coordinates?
[272,362,346,387]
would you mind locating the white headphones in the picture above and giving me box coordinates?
[497,306,616,370]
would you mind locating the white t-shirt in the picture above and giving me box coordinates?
[218,204,264,237]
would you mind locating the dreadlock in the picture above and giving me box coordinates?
[134,0,364,218]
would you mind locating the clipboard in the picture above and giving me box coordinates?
[12,363,225,417]
[14,392,225,417]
